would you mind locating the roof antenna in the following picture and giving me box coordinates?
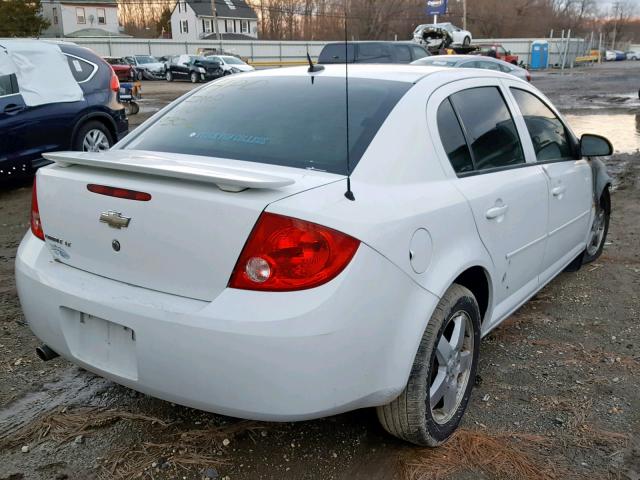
[306,52,324,73]
[343,2,355,201]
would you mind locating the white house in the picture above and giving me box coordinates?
[41,0,124,38]
[170,0,259,41]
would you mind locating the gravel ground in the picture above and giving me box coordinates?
[0,62,639,480]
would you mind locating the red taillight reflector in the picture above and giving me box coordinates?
[31,179,45,240]
[229,212,360,292]
[109,68,120,92]
[87,184,152,201]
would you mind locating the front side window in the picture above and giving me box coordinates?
[511,88,573,162]
[437,98,474,174]
[76,7,86,24]
[125,76,411,175]
[450,87,525,171]
[0,74,19,97]
[97,8,106,24]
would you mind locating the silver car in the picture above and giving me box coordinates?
[412,54,531,82]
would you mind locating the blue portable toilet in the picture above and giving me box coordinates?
[530,40,549,70]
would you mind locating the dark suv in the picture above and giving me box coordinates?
[0,42,128,180]
[318,42,429,64]
[165,55,224,83]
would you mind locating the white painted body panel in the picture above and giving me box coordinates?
[16,65,599,420]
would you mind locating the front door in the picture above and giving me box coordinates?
[507,86,593,283]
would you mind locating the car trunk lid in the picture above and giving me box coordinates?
[36,150,342,301]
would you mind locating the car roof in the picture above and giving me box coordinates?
[235,64,520,84]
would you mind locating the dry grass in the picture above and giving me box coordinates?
[100,421,263,480]
[0,407,168,449]
[402,429,563,480]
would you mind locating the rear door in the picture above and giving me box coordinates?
[430,79,549,324]
[507,84,592,282]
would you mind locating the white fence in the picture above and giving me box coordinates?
[64,37,587,68]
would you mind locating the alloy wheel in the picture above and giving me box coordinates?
[429,311,475,424]
[82,129,110,152]
[587,208,606,256]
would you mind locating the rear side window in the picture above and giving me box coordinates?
[510,88,573,161]
[357,43,393,63]
[318,44,355,64]
[65,55,96,83]
[394,45,411,62]
[125,76,411,175]
[450,87,525,171]
[437,99,474,174]
[0,73,19,97]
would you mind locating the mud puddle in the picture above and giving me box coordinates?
[565,111,640,154]
[0,367,110,440]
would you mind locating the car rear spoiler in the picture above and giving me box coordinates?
[42,150,296,192]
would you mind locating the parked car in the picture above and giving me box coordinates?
[165,54,224,83]
[205,55,255,74]
[412,55,531,82]
[318,41,429,64]
[103,56,135,82]
[625,50,639,60]
[413,22,472,49]
[477,43,519,64]
[124,55,165,80]
[0,41,128,180]
[18,64,612,447]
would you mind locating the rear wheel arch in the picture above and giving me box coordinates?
[452,266,491,325]
[71,113,117,148]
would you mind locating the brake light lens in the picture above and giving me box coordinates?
[87,184,152,201]
[229,213,360,291]
[30,179,45,240]
[109,67,120,92]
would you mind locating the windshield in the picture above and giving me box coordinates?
[222,56,245,65]
[125,76,411,175]
[136,56,157,64]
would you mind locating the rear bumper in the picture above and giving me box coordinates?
[16,232,438,421]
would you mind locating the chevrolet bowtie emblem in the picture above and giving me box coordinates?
[99,211,131,229]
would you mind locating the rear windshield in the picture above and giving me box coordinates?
[414,57,459,67]
[125,76,411,175]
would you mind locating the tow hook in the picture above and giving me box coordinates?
[35,345,59,362]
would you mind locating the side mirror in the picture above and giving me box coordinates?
[581,134,613,157]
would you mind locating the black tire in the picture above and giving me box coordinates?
[377,284,481,446]
[166,71,173,82]
[463,36,471,46]
[190,72,200,84]
[72,120,114,152]
[223,70,232,76]
[127,102,140,115]
[582,189,611,264]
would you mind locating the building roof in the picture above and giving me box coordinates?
[60,0,118,4]
[65,28,131,37]
[203,32,255,40]
[186,0,257,19]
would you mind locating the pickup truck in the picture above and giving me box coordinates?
[477,43,519,65]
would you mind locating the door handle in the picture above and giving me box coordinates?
[552,185,566,197]
[3,104,24,115]
[485,205,509,219]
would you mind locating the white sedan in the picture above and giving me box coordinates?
[17,65,613,446]
[205,54,255,75]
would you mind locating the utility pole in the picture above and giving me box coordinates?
[211,0,222,50]
[611,1,619,50]
[462,0,467,31]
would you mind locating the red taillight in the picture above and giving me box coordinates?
[110,67,120,92]
[30,179,45,240]
[229,213,360,291]
[87,184,152,201]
